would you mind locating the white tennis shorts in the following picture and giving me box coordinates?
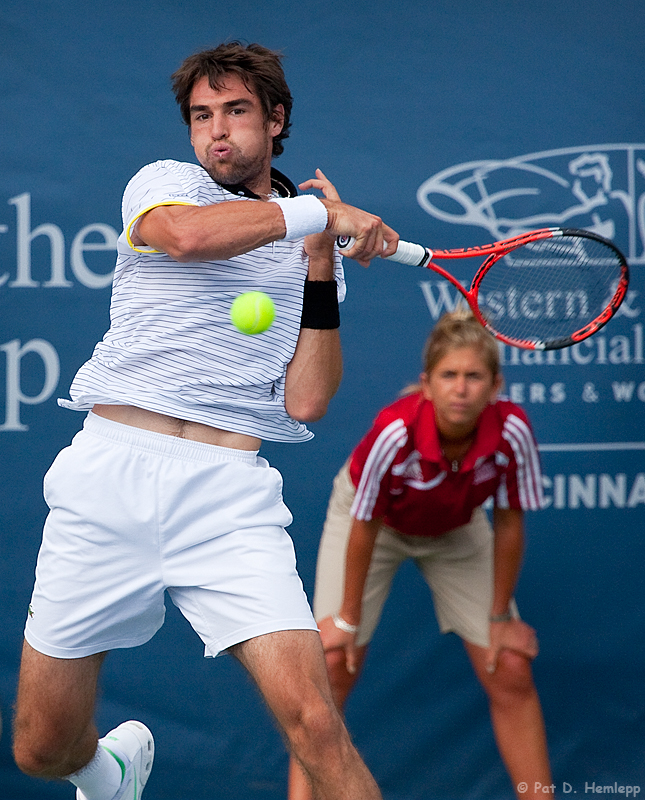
[25,412,317,659]
[313,463,518,648]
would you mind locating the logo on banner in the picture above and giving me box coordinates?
[416,144,645,264]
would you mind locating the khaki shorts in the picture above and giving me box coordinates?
[313,462,518,648]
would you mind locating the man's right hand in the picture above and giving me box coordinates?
[299,169,399,267]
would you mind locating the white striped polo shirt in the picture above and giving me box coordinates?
[59,160,345,442]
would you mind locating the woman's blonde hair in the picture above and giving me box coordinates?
[403,308,500,394]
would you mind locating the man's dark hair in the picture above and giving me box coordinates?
[171,41,293,157]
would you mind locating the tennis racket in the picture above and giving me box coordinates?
[338,227,629,350]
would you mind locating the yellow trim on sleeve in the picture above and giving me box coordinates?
[126,201,198,253]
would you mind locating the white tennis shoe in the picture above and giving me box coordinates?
[78,720,155,800]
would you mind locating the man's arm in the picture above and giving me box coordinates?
[285,169,399,419]
[283,326,341,421]
[283,240,343,421]
[134,200,288,261]
[134,173,398,265]
[284,172,344,420]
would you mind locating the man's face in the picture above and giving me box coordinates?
[189,73,284,193]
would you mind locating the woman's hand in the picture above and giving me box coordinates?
[318,614,360,675]
[485,618,539,674]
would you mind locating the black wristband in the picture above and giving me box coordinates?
[300,279,340,329]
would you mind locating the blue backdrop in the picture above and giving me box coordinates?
[1,1,643,798]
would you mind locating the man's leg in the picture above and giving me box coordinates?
[288,643,370,800]
[465,641,552,800]
[14,641,154,800]
[13,640,105,779]
[232,629,381,800]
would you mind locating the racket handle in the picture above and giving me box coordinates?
[336,236,431,267]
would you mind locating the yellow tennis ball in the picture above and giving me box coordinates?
[230,291,276,335]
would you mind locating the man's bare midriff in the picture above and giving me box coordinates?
[92,404,261,451]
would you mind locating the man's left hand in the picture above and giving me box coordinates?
[299,169,339,276]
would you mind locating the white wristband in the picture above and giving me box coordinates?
[332,613,359,634]
[270,195,328,241]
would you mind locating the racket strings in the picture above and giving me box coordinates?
[474,236,623,346]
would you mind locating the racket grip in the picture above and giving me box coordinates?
[387,240,431,266]
[336,236,431,267]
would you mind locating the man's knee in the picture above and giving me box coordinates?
[13,701,96,779]
[14,747,55,778]
[14,727,97,780]
[13,642,103,777]
[284,689,347,753]
[13,719,65,778]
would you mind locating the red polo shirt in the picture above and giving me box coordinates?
[348,392,543,537]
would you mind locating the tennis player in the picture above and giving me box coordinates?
[288,309,553,800]
[13,42,397,800]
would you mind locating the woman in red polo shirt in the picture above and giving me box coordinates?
[289,309,552,800]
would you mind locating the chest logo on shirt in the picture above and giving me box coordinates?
[391,450,447,491]
[473,459,498,485]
